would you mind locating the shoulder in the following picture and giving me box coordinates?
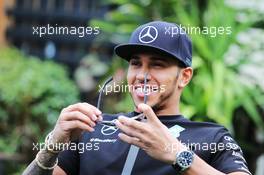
[176,117,234,147]
[179,117,229,135]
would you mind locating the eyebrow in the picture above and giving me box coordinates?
[150,57,167,62]
[130,55,168,63]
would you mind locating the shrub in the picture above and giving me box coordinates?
[0,47,79,174]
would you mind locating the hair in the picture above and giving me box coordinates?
[129,50,186,69]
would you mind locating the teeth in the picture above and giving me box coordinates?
[135,87,145,93]
[135,87,157,93]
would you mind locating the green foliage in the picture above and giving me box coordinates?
[91,0,263,130]
[171,1,263,129]
[0,47,79,173]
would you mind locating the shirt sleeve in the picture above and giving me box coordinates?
[210,128,251,174]
[58,142,80,175]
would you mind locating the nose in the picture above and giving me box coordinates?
[136,69,151,83]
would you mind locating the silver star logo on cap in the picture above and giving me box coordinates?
[139,26,158,44]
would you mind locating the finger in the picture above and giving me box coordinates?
[118,133,145,148]
[64,103,100,121]
[97,115,103,121]
[62,111,96,127]
[115,120,148,141]
[137,103,159,123]
[63,120,95,132]
[117,115,147,132]
[81,102,102,115]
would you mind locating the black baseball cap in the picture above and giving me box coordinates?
[114,21,192,67]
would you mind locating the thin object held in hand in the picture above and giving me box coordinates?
[121,72,148,175]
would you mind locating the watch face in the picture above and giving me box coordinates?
[177,150,194,169]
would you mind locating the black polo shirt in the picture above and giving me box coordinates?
[58,112,251,175]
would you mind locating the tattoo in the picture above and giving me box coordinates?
[22,150,58,175]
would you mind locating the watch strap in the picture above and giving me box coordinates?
[172,163,183,172]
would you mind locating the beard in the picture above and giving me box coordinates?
[131,76,179,114]
[151,89,174,113]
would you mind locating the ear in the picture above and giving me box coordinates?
[178,67,193,89]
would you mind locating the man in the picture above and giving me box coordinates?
[23,21,251,175]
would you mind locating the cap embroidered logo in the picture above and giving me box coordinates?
[139,26,158,44]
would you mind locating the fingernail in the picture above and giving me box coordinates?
[118,115,126,120]
[96,109,102,115]
[115,120,120,126]
[92,114,97,121]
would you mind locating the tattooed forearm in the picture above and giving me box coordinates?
[22,160,53,175]
[22,150,58,175]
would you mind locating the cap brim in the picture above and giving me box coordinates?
[114,43,186,67]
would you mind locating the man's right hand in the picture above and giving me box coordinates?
[51,102,102,145]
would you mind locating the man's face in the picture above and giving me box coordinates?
[127,53,182,112]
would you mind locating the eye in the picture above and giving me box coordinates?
[151,62,166,68]
[130,59,141,67]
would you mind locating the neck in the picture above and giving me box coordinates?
[154,104,180,116]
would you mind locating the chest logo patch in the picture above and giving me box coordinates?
[101,125,119,136]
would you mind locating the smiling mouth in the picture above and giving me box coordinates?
[134,86,159,96]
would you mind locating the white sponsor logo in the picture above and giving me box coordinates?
[232,151,246,162]
[224,135,234,142]
[101,124,119,135]
[238,166,251,175]
[90,138,117,143]
[139,26,158,43]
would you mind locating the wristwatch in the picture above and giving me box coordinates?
[172,150,194,172]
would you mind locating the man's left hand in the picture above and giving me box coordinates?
[115,103,185,164]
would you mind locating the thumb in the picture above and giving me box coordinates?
[137,103,159,123]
